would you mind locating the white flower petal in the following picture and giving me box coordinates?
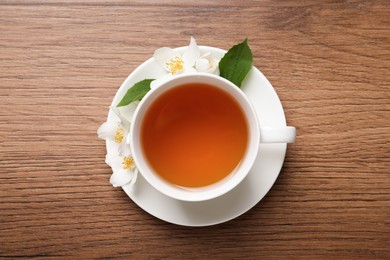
[153,47,182,72]
[212,66,220,76]
[182,36,200,67]
[210,57,221,75]
[109,169,133,187]
[195,58,210,73]
[117,101,140,125]
[150,74,174,90]
[118,141,131,156]
[105,153,123,169]
[110,106,130,130]
[107,106,121,123]
[195,52,220,74]
[182,66,197,74]
[97,122,118,140]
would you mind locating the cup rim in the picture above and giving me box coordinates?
[130,73,260,202]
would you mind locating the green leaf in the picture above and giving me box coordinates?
[117,79,154,107]
[219,38,253,87]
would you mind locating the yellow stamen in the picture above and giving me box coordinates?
[122,156,134,170]
[114,127,124,143]
[166,56,184,75]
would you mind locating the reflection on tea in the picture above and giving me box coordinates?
[141,83,248,187]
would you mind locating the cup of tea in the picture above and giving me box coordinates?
[130,73,295,202]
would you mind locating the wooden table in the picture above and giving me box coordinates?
[1,1,389,258]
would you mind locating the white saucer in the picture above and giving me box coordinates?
[106,46,287,226]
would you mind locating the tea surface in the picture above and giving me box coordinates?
[141,83,248,187]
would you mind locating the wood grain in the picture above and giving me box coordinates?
[0,0,389,258]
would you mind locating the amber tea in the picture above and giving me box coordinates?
[141,83,248,188]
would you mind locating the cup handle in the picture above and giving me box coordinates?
[260,126,296,143]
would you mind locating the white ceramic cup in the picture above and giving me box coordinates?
[130,73,295,202]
